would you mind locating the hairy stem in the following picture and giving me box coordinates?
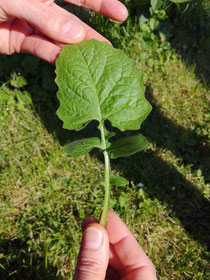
[100,150,110,227]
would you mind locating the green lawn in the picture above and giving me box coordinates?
[0,2,210,279]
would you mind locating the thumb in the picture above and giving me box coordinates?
[74,223,109,280]
[2,0,85,43]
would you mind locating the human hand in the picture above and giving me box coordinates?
[74,210,157,280]
[0,0,128,63]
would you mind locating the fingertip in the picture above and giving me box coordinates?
[63,21,86,43]
[84,223,109,242]
[100,0,128,22]
[83,226,104,249]
[82,216,98,231]
[82,223,109,254]
[118,2,128,21]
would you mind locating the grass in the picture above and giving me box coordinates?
[0,1,210,279]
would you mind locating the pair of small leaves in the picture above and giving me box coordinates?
[64,134,148,159]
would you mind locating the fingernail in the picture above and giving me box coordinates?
[62,21,84,40]
[84,227,103,249]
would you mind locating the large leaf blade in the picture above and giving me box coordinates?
[107,134,148,159]
[55,40,152,132]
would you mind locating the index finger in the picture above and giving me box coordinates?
[65,0,128,22]
[51,2,110,43]
[106,210,157,280]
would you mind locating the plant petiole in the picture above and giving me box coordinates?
[100,150,110,227]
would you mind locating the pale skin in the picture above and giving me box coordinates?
[75,210,157,280]
[0,0,128,63]
[0,1,157,278]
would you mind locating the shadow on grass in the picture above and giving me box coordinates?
[19,63,209,250]
[110,150,210,249]
[143,90,210,182]
[170,3,210,87]
[0,239,62,280]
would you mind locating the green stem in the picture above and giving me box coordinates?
[98,121,110,227]
[100,150,110,227]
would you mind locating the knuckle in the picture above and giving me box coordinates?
[77,0,86,7]
[77,0,101,11]
[72,0,90,7]
[30,39,42,57]
[76,256,103,276]
[38,7,64,39]
[39,6,64,35]
[39,5,52,25]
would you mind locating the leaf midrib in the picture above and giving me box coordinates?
[78,44,103,123]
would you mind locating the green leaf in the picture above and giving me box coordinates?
[1,85,11,94]
[140,23,151,33]
[94,174,128,186]
[15,90,32,105]
[55,40,152,132]
[110,174,128,186]
[150,0,163,11]
[107,134,148,159]
[0,90,8,103]
[63,137,101,157]
[149,18,160,31]
[10,75,27,88]
[94,179,105,186]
